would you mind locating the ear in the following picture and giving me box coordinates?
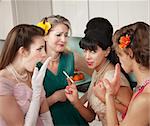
[44,35,48,42]
[127,48,134,59]
[105,47,111,57]
[18,47,29,57]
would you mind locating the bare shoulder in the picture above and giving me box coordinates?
[0,69,5,76]
[0,69,11,79]
[131,92,150,110]
[123,92,150,125]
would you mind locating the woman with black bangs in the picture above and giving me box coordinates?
[65,17,132,126]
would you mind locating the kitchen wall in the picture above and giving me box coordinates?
[0,0,149,39]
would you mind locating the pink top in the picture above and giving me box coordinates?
[0,76,44,126]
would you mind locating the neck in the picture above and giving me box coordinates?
[132,64,150,86]
[47,50,60,60]
[95,59,108,72]
[11,61,26,75]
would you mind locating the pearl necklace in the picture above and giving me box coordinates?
[6,64,28,82]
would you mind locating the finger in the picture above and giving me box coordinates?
[65,86,73,94]
[32,67,39,80]
[103,79,111,90]
[67,78,74,85]
[114,63,121,82]
[38,57,51,77]
[96,80,102,85]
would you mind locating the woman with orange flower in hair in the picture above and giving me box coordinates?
[94,22,150,126]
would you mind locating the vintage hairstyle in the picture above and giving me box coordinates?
[0,24,44,70]
[113,22,150,68]
[79,17,118,65]
[40,15,71,35]
[84,17,113,38]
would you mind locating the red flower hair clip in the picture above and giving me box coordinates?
[119,34,131,49]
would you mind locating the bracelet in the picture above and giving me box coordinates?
[115,98,121,104]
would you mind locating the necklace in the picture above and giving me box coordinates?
[136,79,150,91]
[94,60,110,83]
[6,64,28,82]
[96,60,110,76]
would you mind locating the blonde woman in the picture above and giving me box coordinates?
[37,15,89,126]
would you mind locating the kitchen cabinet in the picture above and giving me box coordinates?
[52,0,89,37]
[0,0,149,39]
[0,0,14,39]
[0,0,52,39]
[52,0,149,36]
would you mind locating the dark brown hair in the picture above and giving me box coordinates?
[0,24,44,70]
[113,22,150,68]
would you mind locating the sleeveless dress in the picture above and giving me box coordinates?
[122,80,150,119]
[0,76,44,126]
[37,52,89,126]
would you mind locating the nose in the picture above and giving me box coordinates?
[41,49,47,58]
[60,35,67,43]
[84,51,90,60]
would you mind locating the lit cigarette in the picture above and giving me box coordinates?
[63,71,74,83]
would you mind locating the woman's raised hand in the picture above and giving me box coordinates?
[32,57,51,97]
[65,79,79,105]
[103,63,121,96]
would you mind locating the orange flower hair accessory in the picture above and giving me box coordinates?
[37,19,51,35]
[119,34,131,49]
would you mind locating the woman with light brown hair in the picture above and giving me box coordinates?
[94,22,150,126]
[0,24,53,126]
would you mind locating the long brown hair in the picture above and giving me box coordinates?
[0,24,44,70]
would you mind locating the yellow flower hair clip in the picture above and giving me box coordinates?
[37,18,51,35]
[119,34,131,49]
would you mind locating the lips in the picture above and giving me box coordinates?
[86,61,93,66]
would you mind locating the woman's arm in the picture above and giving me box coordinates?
[115,86,132,113]
[103,70,149,126]
[105,94,119,126]
[65,84,95,122]
[80,91,88,104]
[73,99,95,122]
[47,89,67,107]
[0,96,24,126]
[40,98,54,126]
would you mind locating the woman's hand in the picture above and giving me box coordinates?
[65,79,79,105]
[93,63,121,102]
[109,63,121,95]
[93,81,106,103]
[53,89,67,102]
[103,63,121,96]
[32,57,51,96]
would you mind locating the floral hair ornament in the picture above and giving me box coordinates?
[37,18,51,35]
[119,34,131,49]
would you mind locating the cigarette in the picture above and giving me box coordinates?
[63,71,74,83]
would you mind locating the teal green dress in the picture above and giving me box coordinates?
[37,52,89,126]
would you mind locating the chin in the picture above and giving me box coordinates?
[87,65,94,69]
